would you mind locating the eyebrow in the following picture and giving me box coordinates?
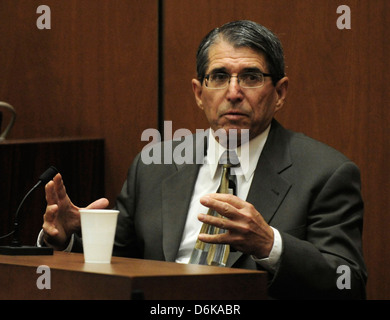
[241,67,264,73]
[208,67,228,74]
[208,67,264,74]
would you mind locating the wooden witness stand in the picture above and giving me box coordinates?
[0,251,268,300]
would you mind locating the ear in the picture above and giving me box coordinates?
[192,78,204,110]
[274,76,289,112]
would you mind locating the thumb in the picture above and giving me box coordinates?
[85,198,110,209]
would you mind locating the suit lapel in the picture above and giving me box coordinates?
[246,158,292,224]
[248,119,292,223]
[161,132,207,262]
[162,163,200,262]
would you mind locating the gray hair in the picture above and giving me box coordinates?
[196,20,285,86]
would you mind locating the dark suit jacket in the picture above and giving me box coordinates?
[107,119,367,299]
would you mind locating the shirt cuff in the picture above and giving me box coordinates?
[251,227,282,273]
[36,229,75,252]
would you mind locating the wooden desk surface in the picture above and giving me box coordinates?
[0,252,268,300]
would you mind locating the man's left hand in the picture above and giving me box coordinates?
[197,193,274,259]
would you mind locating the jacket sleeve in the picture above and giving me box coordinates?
[268,161,367,299]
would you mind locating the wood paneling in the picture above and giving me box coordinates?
[163,0,390,299]
[0,0,158,203]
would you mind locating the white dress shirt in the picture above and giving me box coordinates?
[175,126,282,273]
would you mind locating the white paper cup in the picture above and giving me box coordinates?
[79,209,119,263]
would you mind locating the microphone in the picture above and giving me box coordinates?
[0,101,17,141]
[0,166,58,255]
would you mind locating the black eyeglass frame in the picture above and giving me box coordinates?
[203,71,273,89]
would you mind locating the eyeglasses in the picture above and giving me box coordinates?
[204,71,272,89]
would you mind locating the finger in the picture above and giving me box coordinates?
[85,198,110,209]
[198,213,233,231]
[42,204,59,236]
[43,204,58,223]
[198,231,230,244]
[201,193,246,209]
[53,173,68,201]
[42,222,59,237]
[45,180,58,205]
[198,212,251,243]
[200,195,239,219]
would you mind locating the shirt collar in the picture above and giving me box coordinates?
[206,125,271,181]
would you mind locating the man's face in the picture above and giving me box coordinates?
[192,40,288,143]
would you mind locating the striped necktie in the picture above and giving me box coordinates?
[189,150,239,267]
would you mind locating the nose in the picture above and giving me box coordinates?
[226,76,244,102]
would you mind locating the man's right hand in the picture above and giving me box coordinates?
[42,173,109,250]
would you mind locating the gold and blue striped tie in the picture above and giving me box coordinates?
[189,150,239,267]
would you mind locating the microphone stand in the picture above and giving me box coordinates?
[0,168,57,255]
[5,181,52,254]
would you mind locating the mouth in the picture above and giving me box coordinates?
[221,110,249,120]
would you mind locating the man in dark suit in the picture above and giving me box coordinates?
[41,20,367,299]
